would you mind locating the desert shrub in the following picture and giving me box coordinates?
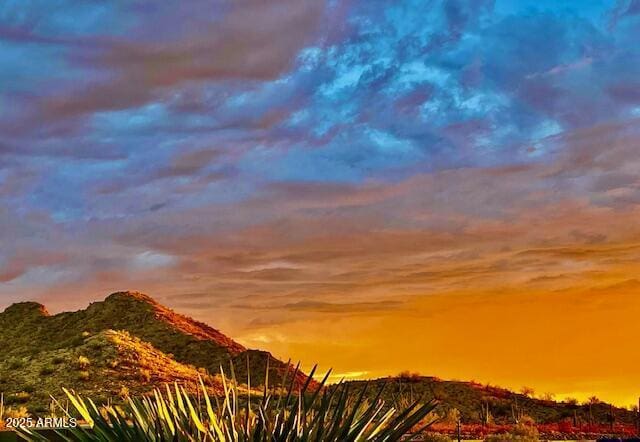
[519,415,535,425]
[586,396,600,405]
[4,406,29,419]
[539,392,555,402]
[118,386,130,399]
[485,423,539,442]
[88,341,104,351]
[40,365,55,376]
[139,368,152,382]
[78,370,90,381]
[77,356,90,369]
[440,407,461,425]
[558,420,574,433]
[564,397,578,406]
[10,392,31,404]
[7,358,24,370]
[32,404,49,414]
[21,384,36,394]
[398,370,422,383]
[422,432,453,442]
[512,423,538,437]
[62,336,85,347]
[520,387,535,397]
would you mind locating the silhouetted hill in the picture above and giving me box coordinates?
[344,375,637,427]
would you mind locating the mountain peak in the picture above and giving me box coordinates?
[92,291,246,352]
[1,301,49,318]
[0,290,308,397]
[103,290,160,305]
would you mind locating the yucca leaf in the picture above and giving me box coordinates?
[182,387,207,433]
[63,388,94,427]
[199,375,226,441]
[40,359,440,442]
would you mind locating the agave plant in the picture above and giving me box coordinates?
[17,363,439,441]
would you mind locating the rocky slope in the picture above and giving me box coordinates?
[0,291,306,414]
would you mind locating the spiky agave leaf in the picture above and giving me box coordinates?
[16,360,438,442]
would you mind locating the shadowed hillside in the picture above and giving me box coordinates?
[344,375,638,430]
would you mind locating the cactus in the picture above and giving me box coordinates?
[511,397,524,424]
[609,403,615,432]
[480,400,492,426]
[637,397,640,436]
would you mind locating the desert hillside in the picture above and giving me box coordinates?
[345,376,637,425]
[0,291,303,413]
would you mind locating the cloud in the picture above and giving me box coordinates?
[38,0,325,119]
[93,147,233,195]
[234,299,403,314]
[0,249,69,283]
[8,114,633,318]
[0,0,638,342]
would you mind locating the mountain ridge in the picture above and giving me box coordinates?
[90,291,246,353]
[0,291,308,404]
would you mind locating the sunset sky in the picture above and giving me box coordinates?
[2,1,640,406]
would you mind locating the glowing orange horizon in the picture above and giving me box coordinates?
[234,280,640,408]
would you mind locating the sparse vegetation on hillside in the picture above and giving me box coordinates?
[343,376,638,428]
[0,291,304,392]
[0,329,227,413]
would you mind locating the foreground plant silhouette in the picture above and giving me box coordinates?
[17,363,439,441]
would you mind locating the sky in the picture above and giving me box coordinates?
[1,0,640,406]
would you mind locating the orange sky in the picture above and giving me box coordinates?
[233,281,640,407]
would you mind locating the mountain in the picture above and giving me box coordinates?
[0,291,305,414]
[344,376,638,435]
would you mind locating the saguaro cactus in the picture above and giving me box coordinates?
[609,403,615,432]
[511,397,524,424]
[637,397,640,436]
[480,400,492,426]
